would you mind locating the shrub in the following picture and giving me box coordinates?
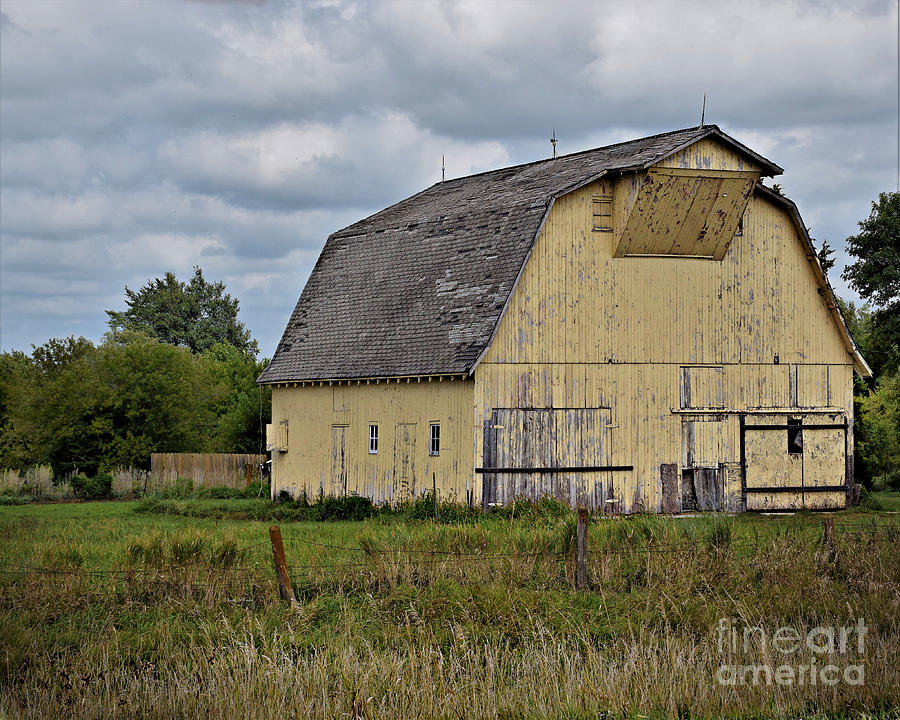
[70,472,113,500]
[195,482,269,500]
[856,370,900,489]
[153,476,195,499]
[314,495,376,521]
[69,474,89,497]
[397,492,479,523]
[401,491,443,520]
[197,486,245,500]
[859,487,886,512]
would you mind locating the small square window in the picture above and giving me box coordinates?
[787,417,803,455]
[369,424,378,454]
[429,423,440,456]
[592,195,613,231]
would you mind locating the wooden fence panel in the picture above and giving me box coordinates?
[150,453,266,490]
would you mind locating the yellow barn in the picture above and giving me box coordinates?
[258,125,870,513]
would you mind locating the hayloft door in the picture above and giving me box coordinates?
[331,425,347,496]
[393,423,416,503]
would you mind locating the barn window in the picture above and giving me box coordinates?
[592,195,613,231]
[368,424,378,454]
[787,417,803,455]
[429,423,440,456]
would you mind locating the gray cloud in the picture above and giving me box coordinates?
[1,0,896,356]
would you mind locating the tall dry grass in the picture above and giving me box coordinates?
[0,466,67,499]
[110,466,151,496]
[4,614,897,719]
[0,510,897,718]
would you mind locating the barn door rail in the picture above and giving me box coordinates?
[744,485,848,493]
[742,422,847,431]
[475,465,633,474]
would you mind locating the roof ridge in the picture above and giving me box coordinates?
[431,124,714,187]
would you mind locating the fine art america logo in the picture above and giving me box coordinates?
[715,618,867,687]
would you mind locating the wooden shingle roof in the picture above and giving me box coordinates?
[258,125,781,383]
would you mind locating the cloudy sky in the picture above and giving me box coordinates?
[1,0,897,357]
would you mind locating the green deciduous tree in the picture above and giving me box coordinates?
[202,343,271,454]
[856,372,900,490]
[0,333,218,476]
[88,330,219,470]
[840,192,900,490]
[106,266,259,357]
[843,191,900,308]
[0,350,35,470]
[842,191,900,378]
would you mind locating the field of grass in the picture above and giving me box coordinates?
[1,498,898,719]
[868,491,900,512]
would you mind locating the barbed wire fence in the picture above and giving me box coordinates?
[1,515,894,606]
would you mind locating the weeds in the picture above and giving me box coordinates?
[1,503,898,718]
[704,515,733,551]
[125,529,249,569]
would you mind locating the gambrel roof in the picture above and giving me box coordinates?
[259,125,787,383]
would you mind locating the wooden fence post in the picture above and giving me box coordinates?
[822,516,835,546]
[269,525,295,605]
[576,507,590,590]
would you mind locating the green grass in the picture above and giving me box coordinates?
[869,490,900,512]
[0,500,898,718]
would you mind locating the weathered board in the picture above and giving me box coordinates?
[743,413,847,511]
[482,407,612,511]
[614,169,756,259]
[660,463,680,513]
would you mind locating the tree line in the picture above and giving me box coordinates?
[0,267,271,477]
[834,191,900,491]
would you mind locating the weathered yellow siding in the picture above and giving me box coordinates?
[482,191,850,367]
[270,378,474,504]
[474,137,854,511]
[656,138,762,173]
